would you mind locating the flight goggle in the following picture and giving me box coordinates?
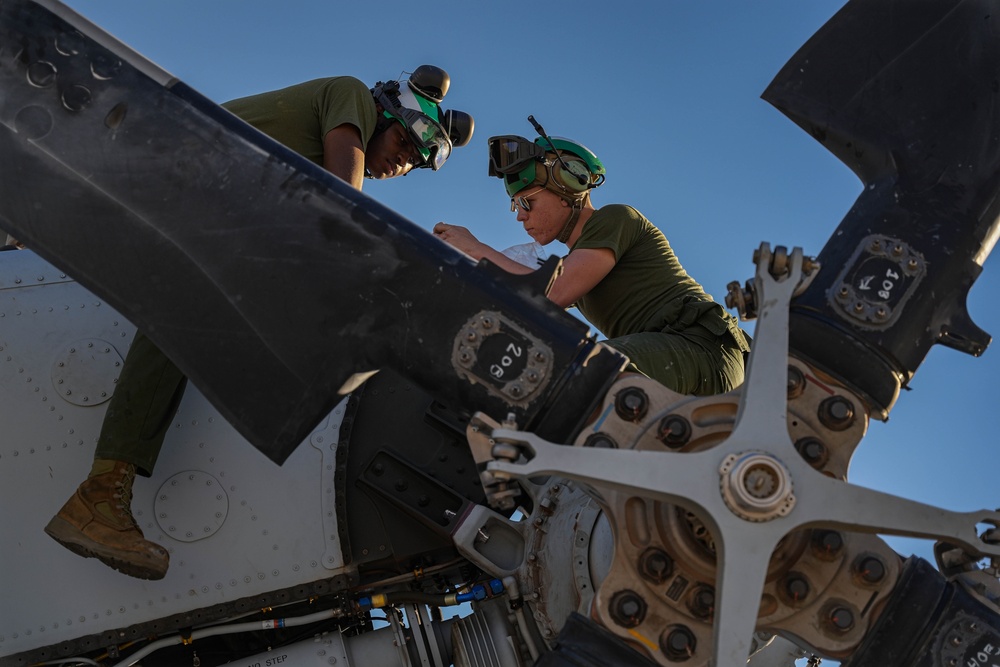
[488,135,546,177]
[394,106,453,170]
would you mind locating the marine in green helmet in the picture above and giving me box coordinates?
[44,66,475,581]
[434,121,750,396]
[224,64,474,188]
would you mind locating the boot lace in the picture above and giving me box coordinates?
[112,463,138,526]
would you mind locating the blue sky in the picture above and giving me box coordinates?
[59,0,1000,565]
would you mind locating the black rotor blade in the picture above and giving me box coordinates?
[763,0,1000,418]
[0,0,625,463]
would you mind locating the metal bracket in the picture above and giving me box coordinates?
[484,242,1000,667]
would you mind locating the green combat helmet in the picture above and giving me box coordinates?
[487,117,605,201]
[371,65,474,170]
[488,117,606,243]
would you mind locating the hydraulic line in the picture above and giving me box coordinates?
[357,579,504,610]
[110,608,341,667]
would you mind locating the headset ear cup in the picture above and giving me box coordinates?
[555,158,591,193]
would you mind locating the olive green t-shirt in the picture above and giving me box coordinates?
[222,76,378,165]
[572,204,733,340]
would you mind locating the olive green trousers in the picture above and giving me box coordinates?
[94,331,186,476]
[605,322,748,396]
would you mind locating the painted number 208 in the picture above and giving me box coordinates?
[877,268,900,300]
[489,343,523,379]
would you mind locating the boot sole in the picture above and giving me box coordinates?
[43,515,168,580]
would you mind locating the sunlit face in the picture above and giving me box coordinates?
[365,122,423,179]
[513,187,569,245]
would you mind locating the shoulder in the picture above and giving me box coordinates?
[312,78,377,123]
[315,76,369,95]
[300,76,371,105]
[592,203,646,223]
[589,204,653,235]
[222,77,371,108]
[266,77,372,103]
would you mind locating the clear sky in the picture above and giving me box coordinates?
[59,0,1000,566]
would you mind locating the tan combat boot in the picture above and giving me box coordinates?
[44,459,170,580]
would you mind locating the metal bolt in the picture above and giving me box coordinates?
[614,387,649,422]
[638,548,674,584]
[783,573,810,602]
[724,281,740,310]
[657,415,692,448]
[818,396,855,431]
[795,437,828,468]
[870,239,882,251]
[372,463,384,476]
[813,530,844,557]
[787,365,806,399]
[609,590,646,628]
[689,585,715,620]
[856,556,886,584]
[661,625,696,661]
[829,606,855,631]
[583,432,617,449]
[492,442,521,460]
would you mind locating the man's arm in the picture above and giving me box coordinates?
[433,223,535,275]
[434,223,616,306]
[546,247,615,308]
[323,124,366,190]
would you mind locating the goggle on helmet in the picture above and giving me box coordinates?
[488,135,606,198]
[372,66,473,171]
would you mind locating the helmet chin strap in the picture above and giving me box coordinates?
[556,202,583,245]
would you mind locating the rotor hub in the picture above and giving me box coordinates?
[720,451,796,522]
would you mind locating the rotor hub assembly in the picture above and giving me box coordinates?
[720,451,796,522]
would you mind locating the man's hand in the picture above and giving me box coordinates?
[433,222,534,275]
[433,222,484,257]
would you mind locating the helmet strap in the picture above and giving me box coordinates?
[557,203,583,245]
